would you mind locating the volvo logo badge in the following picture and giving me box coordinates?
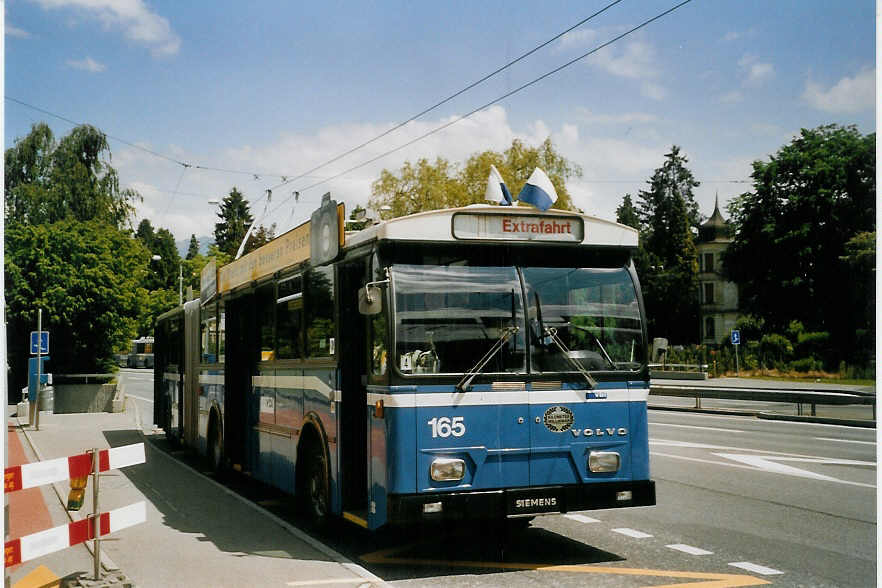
[543,406,574,433]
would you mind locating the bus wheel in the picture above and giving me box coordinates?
[302,443,329,524]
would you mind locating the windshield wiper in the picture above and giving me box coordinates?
[565,322,617,370]
[543,326,598,389]
[455,326,519,393]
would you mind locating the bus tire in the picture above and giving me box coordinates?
[300,438,329,525]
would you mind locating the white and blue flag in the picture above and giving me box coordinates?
[484,164,513,206]
[517,167,558,211]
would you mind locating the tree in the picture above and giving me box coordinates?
[636,146,701,343]
[5,221,151,388]
[134,219,181,290]
[5,122,141,229]
[186,234,200,259]
[214,187,253,256]
[724,125,875,364]
[615,194,640,229]
[246,223,277,254]
[369,138,581,217]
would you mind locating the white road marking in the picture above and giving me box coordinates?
[713,453,876,488]
[814,437,876,445]
[612,528,653,539]
[126,393,155,404]
[287,580,375,586]
[650,450,875,489]
[666,544,713,556]
[651,423,743,433]
[563,514,601,524]
[728,562,784,575]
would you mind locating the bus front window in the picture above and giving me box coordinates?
[523,267,645,374]
[392,265,526,375]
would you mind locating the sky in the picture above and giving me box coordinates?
[4,0,876,245]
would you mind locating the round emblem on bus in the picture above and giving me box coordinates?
[543,405,574,433]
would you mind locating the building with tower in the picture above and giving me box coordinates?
[697,195,739,344]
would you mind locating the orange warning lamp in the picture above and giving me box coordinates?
[67,476,88,511]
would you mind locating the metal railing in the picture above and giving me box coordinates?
[650,383,876,420]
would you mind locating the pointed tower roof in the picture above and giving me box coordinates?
[698,193,731,242]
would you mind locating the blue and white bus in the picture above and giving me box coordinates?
[155,196,655,530]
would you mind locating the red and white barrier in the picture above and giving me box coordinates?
[5,502,146,567]
[4,443,145,493]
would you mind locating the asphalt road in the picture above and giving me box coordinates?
[119,369,877,587]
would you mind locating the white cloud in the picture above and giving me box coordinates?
[738,54,775,86]
[594,40,658,80]
[5,23,31,38]
[556,29,600,52]
[66,56,106,72]
[115,105,676,239]
[722,31,740,42]
[802,68,875,114]
[34,0,180,56]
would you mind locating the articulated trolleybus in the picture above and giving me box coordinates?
[155,196,655,530]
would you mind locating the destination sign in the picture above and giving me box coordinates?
[452,212,584,243]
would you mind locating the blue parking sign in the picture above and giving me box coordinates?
[731,330,741,345]
[30,331,49,354]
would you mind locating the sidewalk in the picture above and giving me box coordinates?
[7,405,383,587]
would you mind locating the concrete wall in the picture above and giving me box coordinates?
[53,382,117,414]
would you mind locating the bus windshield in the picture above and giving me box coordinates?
[392,264,644,376]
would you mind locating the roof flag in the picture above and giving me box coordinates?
[517,168,558,212]
[484,164,513,206]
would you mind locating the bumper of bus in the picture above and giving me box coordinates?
[386,480,655,525]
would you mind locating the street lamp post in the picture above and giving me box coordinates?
[151,255,183,306]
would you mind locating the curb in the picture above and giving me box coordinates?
[649,404,876,428]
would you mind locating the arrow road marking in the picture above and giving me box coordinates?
[712,453,875,487]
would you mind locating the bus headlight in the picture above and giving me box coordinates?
[588,451,620,473]
[430,458,465,482]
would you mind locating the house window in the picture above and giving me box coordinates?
[704,282,715,304]
[703,252,714,272]
[705,317,716,340]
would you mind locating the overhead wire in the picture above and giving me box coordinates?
[266,0,696,223]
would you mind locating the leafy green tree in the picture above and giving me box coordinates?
[186,234,200,259]
[636,146,700,343]
[214,187,253,256]
[246,224,276,254]
[615,193,640,229]
[5,221,151,388]
[5,122,140,229]
[369,138,581,217]
[724,125,875,363]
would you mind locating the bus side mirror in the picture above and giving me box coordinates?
[358,286,382,315]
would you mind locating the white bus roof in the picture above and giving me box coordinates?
[345,204,637,249]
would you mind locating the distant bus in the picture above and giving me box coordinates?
[117,337,155,368]
[154,197,655,529]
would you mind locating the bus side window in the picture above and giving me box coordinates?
[277,275,303,360]
[256,284,276,361]
[217,301,225,364]
[305,266,335,358]
[201,305,217,363]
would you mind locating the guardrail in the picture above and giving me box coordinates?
[650,383,876,420]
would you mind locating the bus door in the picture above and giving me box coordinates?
[224,294,256,471]
[339,259,370,523]
[182,300,201,446]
